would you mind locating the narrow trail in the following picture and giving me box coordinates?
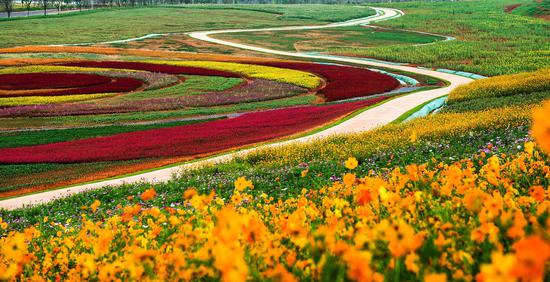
[0,7,473,210]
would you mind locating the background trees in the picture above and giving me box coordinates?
[1,0,13,18]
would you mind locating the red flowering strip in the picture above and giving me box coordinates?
[60,61,241,77]
[0,77,143,97]
[0,97,389,164]
[0,73,112,90]
[243,62,400,102]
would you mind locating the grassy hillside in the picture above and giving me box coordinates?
[513,0,550,17]
[329,0,549,76]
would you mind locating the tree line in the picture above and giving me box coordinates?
[0,0,457,18]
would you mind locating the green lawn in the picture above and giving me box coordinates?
[0,5,375,47]
[215,26,443,52]
[328,0,550,76]
[121,75,243,100]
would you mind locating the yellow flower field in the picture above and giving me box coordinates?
[1,141,548,281]
[448,68,550,103]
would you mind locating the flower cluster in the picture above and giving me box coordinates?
[1,141,548,281]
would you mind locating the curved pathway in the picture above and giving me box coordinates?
[0,7,473,210]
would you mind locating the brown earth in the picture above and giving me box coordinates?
[504,4,522,13]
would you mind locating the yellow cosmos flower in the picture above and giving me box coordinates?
[532,100,550,154]
[343,173,356,187]
[345,157,358,170]
[90,200,101,213]
[424,273,447,282]
[234,177,253,192]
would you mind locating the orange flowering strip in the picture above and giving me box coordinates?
[0,142,549,281]
[0,45,292,63]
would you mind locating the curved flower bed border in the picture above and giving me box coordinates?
[0,97,389,164]
[60,61,242,78]
[244,61,400,101]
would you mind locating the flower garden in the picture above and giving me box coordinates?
[0,46,408,196]
[1,2,549,281]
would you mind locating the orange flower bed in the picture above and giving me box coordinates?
[0,46,291,63]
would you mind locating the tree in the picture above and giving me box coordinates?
[22,0,34,16]
[1,0,13,18]
[41,0,48,15]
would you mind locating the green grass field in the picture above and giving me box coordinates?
[215,25,443,52]
[330,0,550,76]
[0,5,375,47]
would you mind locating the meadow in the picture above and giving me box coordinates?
[328,0,550,76]
[0,5,376,47]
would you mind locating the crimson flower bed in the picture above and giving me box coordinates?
[0,97,389,164]
[60,61,241,77]
[244,62,400,101]
[0,73,112,90]
[0,77,144,97]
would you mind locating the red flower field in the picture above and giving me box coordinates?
[0,97,388,164]
[0,75,144,97]
[60,61,241,77]
[245,61,400,101]
[0,73,112,90]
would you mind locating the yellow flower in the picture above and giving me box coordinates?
[424,273,447,282]
[90,200,101,213]
[477,252,516,282]
[524,141,535,155]
[234,177,253,192]
[343,173,356,187]
[405,253,420,274]
[532,100,550,154]
[345,157,358,170]
[409,131,417,143]
[301,169,309,178]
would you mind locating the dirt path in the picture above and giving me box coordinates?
[0,7,474,210]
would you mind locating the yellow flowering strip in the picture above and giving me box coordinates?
[0,65,139,74]
[448,68,550,103]
[0,93,116,106]
[1,143,549,281]
[243,103,534,167]
[146,60,323,89]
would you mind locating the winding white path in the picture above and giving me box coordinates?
[0,7,473,210]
